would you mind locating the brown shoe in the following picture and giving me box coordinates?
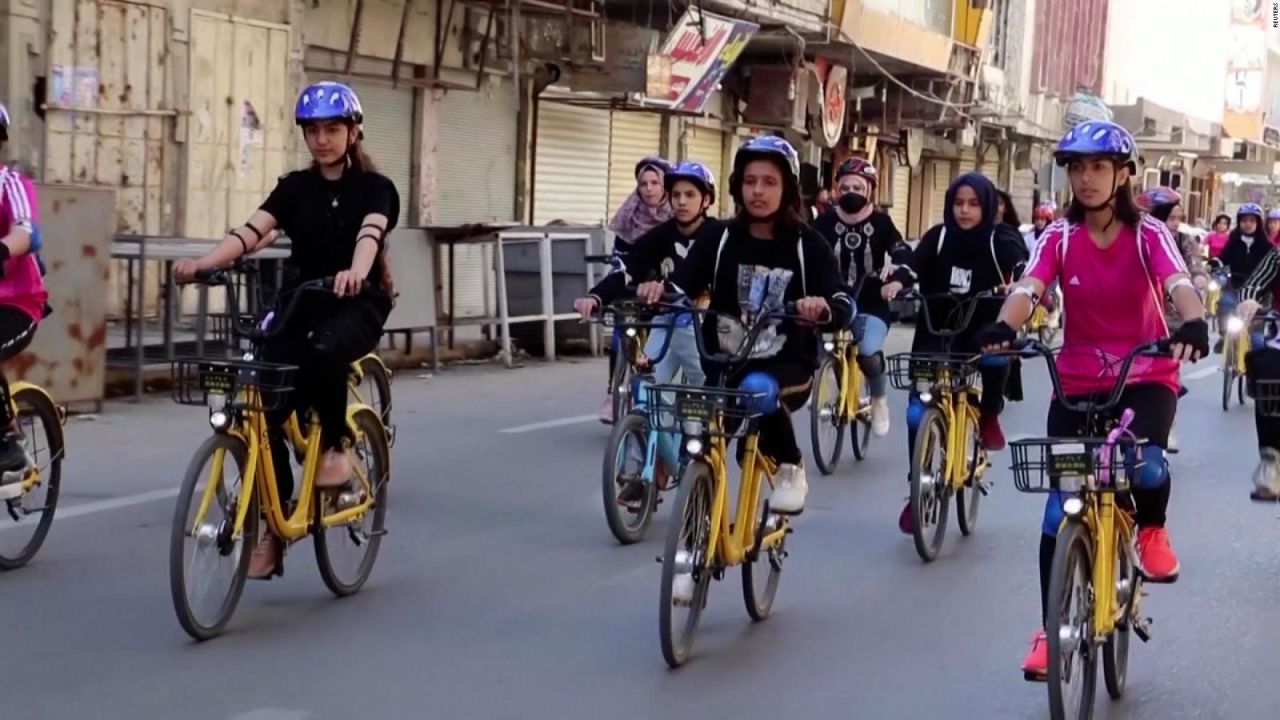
[247,533,279,579]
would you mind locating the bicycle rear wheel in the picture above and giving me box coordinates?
[314,407,390,597]
[849,369,872,462]
[955,408,983,537]
[1046,522,1098,720]
[351,355,392,433]
[1103,530,1137,699]
[1223,342,1237,411]
[169,434,256,641]
[809,358,844,475]
[909,408,950,562]
[660,460,714,668]
[601,411,655,544]
[0,388,65,570]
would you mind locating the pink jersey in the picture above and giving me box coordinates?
[1026,217,1186,397]
[0,167,47,322]
[1205,231,1229,258]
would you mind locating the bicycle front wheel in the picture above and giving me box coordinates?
[314,406,390,597]
[169,434,256,641]
[660,460,714,668]
[0,387,65,570]
[849,369,872,462]
[742,466,785,621]
[809,358,844,475]
[1046,521,1098,720]
[351,355,392,433]
[601,411,655,544]
[1222,344,1236,412]
[909,408,950,562]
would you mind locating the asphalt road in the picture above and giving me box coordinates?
[1,329,1276,720]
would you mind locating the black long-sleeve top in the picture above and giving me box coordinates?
[810,208,911,323]
[1241,245,1280,306]
[588,218,723,305]
[890,223,1028,354]
[1219,229,1271,288]
[670,220,853,372]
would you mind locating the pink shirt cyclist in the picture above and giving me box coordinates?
[978,119,1209,680]
[0,103,49,479]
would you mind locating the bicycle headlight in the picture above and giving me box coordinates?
[209,410,230,430]
[1208,280,1220,291]
[823,341,836,352]
[625,327,637,338]
[685,438,704,455]
[919,391,933,404]
[1227,316,1245,335]
[1062,497,1084,517]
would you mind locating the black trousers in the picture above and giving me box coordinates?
[262,294,386,500]
[1247,346,1280,451]
[0,306,36,428]
[714,358,812,466]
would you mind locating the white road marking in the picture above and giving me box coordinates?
[499,414,599,434]
[0,487,178,531]
[1181,365,1221,381]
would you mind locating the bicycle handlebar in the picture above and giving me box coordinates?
[897,289,1001,341]
[179,268,373,343]
[994,338,1171,414]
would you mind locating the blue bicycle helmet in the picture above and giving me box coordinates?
[665,161,717,204]
[295,81,363,126]
[734,135,800,181]
[1054,120,1137,171]
[1239,203,1264,223]
[1268,208,1280,221]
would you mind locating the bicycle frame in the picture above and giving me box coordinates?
[9,380,64,495]
[702,431,782,569]
[1227,325,1249,374]
[921,368,982,492]
[1075,490,1138,642]
[831,331,866,422]
[188,392,378,545]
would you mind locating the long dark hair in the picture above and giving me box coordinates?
[1065,179,1143,227]
[997,190,1021,227]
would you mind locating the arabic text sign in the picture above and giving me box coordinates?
[651,10,758,113]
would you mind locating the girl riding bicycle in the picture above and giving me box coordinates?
[175,81,398,578]
[811,157,909,438]
[639,135,852,515]
[0,102,48,481]
[979,119,1208,678]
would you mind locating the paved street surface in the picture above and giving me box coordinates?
[2,328,1276,720]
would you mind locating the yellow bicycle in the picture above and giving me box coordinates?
[1222,312,1249,411]
[889,291,996,562]
[809,327,873,474]
[169,271,390,641]
[0,379,66,570]
[1006,339,1169,720]
[658,302,824,667]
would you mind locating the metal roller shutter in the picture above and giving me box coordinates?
[533,103,610,225]
[926,158,951,229]
[978,145,998,182]
[345,79,414,227]
[437,78,518,224]
[958,150,976,176]
[888,157,911,235]
[606,112,662,219]
[684,123,727,215]
[436,79,519,319]
[1011,168,1036,222]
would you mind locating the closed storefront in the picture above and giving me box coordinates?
[436,77,520,319]
[437,78,518,225]
[1011,167,1037,222]
[887,155,911,235]
[346,79,414,227]
[958,150,977,176]
[606,112,662,219]
[533,102,611,225]
[978,144,999,183]
[924,158,952,230]
[683,122,728,215]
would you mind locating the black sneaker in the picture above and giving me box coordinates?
[617,480,647,511]
[1214,337,1225,354]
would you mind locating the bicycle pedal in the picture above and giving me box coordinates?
[1022,671,1047,684]
[1134,618,1153,643]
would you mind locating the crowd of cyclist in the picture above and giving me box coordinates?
[566,115,1280,678]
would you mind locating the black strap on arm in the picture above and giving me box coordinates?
[230,229,251,255]
[357,223,387,251]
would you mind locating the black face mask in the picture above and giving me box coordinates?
[838,192,869,215]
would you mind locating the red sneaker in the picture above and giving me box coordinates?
[1021,629,1048,680]
[898,501,913,535]
[980,413,1006,451]
[1137,526,1180,583]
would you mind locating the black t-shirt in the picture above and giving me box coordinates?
[260,167,400,291]
[590,218,723,305]
[671,220,851,371]
[894,222,1027,354]
[811,208,909,322]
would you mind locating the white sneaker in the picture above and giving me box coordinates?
[1167,424,1178,452]
[871,397,891,437]
[770,463,808,514]
[670,573,695,606]
[1251,448,1280,500]
[598,394,614,424]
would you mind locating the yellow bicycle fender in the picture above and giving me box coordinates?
[10,381,64,426]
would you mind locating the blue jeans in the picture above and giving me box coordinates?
[851,315,889,398]
[641,315,704,469]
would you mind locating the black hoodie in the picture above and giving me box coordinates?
[1220,226,1271,288]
